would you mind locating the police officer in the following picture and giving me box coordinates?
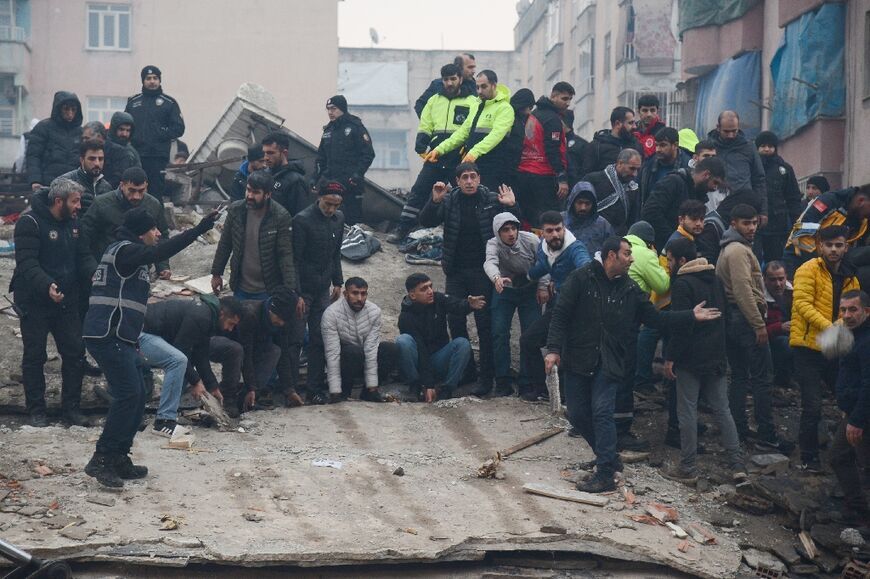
[125,65,185,200]
[315,96,375,226]
[389,63,476,243]
[82,207,218,488]
[12,179,92,427]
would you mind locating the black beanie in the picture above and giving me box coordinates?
[755,130,779,149]
[326,95,348,113]
[806,175,830,193]
[124,207,158,236]
[319,180,346,197]
[268,288,296,323]
[510,88,535,111]
[141,65,162,83]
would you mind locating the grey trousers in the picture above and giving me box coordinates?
[676,368,744,473]
[209,336,281,397]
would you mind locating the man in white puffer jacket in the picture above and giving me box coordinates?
[321,276,397,403]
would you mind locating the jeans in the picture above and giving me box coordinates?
[564,369,620,476]
[830,416,870,511]
[634,325,660,389]
[514,172,560,228]
[676,368,743,473]
[519,304,554,395]
[337,342,399,395]
[794,346,839,458]
[395,334,471,392]
[17,299,84,415]
[445,268,494,382]
[295,291,332,395]
[86,337,146,455]
[490,285,541,386]
[138,333,188,421]
[209,336,281,400]
[725,308,775,440]
[398,162,454,231]
[233,289,270,302]
[769,334,793,385]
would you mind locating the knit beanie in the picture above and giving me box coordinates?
[627,220,655,245]
[510,88,535,111]
[141,65,162,82]
[326,95,348,113]
[124,207,157,236]
[806,175,830,193]
[755,130,779,149]
[319,180,346,197]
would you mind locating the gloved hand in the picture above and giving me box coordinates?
[195,209,221,233]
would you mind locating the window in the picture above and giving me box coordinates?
[87,3,130,50]
[603,33,611,79]
[579,37,595,95]
[369,130,408,170]
[87,96,128,124]
[0,0,12,27]
[546,0,561,51]
[0,74,15,136]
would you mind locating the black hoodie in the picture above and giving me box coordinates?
[26,91,83,186]
[105,111,142,188]
[581,129,642,176]
[398,292,472,387]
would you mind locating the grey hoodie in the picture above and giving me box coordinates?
[484,212,547,290]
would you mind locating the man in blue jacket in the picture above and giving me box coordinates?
[831,289,870,524]
[518,211,591,400]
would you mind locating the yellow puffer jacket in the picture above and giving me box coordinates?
[789,257,860,350]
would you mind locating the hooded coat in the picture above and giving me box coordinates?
[105,111,142,188]
[561,183,614,255]
[583,168,639,234]
[270,160,310,217]
[527,229,592,291]
[633,116,666,159]
[665,258,728,374]
[641,169,708,252]
[707,128,767,215]
[483,213,544,288]
[581,129,642,175]
[625,234,670,295]
[715,227,766,330]
[759,153,802,234]
[414,76,477,118]
[26,91,83,186]
[517,96,567,179]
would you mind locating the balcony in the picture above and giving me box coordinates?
[0,26,27,44]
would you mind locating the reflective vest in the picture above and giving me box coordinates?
[82,241,151,344]
[786,190,869,257]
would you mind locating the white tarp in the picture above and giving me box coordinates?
[337,61,408,106]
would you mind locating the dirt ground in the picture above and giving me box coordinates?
[0,222,866,577]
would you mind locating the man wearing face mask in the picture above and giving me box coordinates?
[27,91,83,190]
[581,106,643,176]
[125,66,185,200]
[81,167,171,278]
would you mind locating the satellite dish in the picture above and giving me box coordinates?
[369,28,379,44]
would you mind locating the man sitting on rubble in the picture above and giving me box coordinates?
[139,296,243,437]
[81,166,171,279]
[322,277,396,403]
[209,287,304,413]
[396,273,485,402]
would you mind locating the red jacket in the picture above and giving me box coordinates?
[633,117,665,159]
[764,284,793,338]
[518,97,567,179]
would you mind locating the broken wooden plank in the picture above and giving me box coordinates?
[501,427,564,458]
[798,531,818,559]
[522,483,609,507]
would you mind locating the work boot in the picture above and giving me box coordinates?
[661,465,699,486]
[575,472,616,493]
[84,452,123,488]
[493,380,514,397]
[520,387,544,402]
[114,454,148,479]
[387,227,411,245]
[62,409,91,428]
[470,379,492,397]
[29,411,50,428]
[617,431,650,452]
[798,455,822,474]
[360,388,387,403]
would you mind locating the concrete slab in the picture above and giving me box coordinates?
[0,398,742,577]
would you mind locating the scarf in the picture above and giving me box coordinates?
[598,164,631,225]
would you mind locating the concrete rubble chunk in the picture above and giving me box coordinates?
[749,453,789,476]
[840,527,865,547]
[741,548,786,574]
[540,524,567,535]
[772,543,801,566]
[59,526,95,541]
[86,495,116,507]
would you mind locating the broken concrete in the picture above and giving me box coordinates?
[741,547,786,574]
[749,453,789,476]
[0,399,743,578]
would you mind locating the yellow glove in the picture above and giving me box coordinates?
[462,152,477,164]
[424,150,440,163]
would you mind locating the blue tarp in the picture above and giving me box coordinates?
[769,4,845,139]
[694,51,762,139]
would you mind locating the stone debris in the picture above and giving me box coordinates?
[539,524,567,535]
[749,453,790,476]
[242,512,263,523]
[392,466,405,476]
[311,459,343,470]
[86,495,116,507]
[840,527,866,547]
[59,526,95,541]
[645,502,678,523]
[159,515,184,531]
[741,547,786,575]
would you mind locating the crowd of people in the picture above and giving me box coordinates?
[10,56,870,519]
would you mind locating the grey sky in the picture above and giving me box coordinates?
[338,0,518,51]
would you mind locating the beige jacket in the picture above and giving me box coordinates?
[715,227,766,330]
